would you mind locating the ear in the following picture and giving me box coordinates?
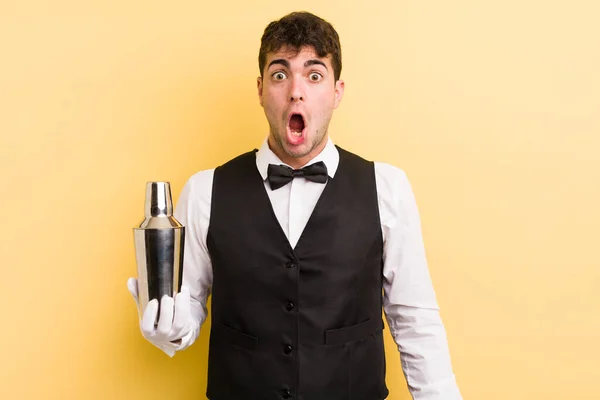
[333,79,345,109]
[257,76,264,107]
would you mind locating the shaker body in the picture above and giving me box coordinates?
[133,182,185,317]
[134,226,184,315]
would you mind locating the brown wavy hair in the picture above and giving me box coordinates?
[258,12,342,81]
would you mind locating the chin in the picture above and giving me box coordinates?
[271,130,317,160]
[284,145,308,158]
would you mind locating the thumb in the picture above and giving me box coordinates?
[127,277,139,303]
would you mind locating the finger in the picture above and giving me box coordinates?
[156,295,175,338]
[141,299,159,336]
[127,277,139,302]
[172,286,191,335]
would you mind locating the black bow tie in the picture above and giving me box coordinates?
[267,161,328,190]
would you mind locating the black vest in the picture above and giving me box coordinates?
[206,147,388,400]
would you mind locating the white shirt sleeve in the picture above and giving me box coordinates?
[172,169,215,352]
[375,163,462,399]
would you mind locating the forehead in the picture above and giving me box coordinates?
[265,45,332,68]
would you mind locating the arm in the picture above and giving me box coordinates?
[375,163,462,399]
[171,169,215,352]
[128,171,214,357]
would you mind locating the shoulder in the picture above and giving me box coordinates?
[374,162,409,190]
[337,147,406,180]
[178,168,216,209]
[174,168,215,222]
[186,168,216,191]
[217,150,257,171]
[183,149,259,196]
[336,146,411,192]
[373,162,417,217]
[336,146,371,165]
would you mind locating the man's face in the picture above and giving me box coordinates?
[258,46,344,168]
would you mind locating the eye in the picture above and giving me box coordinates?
[272,71,287,81]
[309,72,323,82]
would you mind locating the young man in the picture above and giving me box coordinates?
[128,11,462,400]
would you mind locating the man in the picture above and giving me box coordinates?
[128,11,462,400]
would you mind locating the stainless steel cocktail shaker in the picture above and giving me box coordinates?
[133,182,185,317]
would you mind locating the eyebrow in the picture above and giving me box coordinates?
[268,59,291,69]
[267,58,329,70]
[304,59,328,70]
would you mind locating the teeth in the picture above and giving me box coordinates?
[290,131,302,137]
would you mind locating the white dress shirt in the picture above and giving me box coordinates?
[169,138,462,400]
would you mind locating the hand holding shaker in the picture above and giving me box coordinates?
[133,182,185,320]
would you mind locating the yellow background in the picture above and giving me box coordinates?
[1,1,599,399]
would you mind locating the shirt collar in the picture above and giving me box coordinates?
[256,137,340,181]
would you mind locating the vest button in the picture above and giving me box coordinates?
[285,261,297,268]
[284,345,293,354]
[285,302,294,311]
[282,389,291,399]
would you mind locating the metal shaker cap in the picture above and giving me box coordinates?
[136,181,182,230]
[145,182,173,217]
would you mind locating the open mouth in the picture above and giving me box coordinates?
[289,113,305,135]
[286,113,306,145]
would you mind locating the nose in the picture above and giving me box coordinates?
[289,77,304,102]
